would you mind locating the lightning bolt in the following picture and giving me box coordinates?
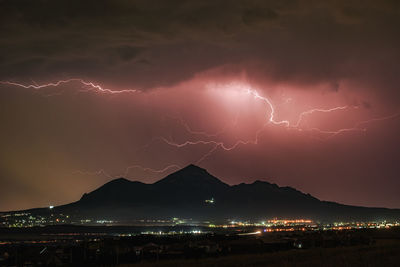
[158,88,399,162]
[74,164,181,180]
[311,112,400,138]
[292,106,354,128]
[0,79,138,94]
[2,79,399,173]
[173,116,231,138]
[122,164,181,177]
[72,169,114,179]
[246,88,357,129]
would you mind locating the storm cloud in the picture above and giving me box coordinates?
[0,0,399,211]
[0,0,399,97]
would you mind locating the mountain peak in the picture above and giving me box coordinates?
[181,164,206,172]
[154,164,228,188]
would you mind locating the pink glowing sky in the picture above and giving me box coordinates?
[0,0,399,211]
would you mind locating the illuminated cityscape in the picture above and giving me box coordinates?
[1,211,398,232]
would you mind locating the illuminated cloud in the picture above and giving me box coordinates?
[0,0,399,211]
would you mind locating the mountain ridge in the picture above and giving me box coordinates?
[5,164,400,222]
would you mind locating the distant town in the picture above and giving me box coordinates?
[1,209,399,232]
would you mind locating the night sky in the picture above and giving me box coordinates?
[1,0,399,211]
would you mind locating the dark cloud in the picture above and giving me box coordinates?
[0,0,400,211]
[0,0,398,97]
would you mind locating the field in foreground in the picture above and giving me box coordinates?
[129,239,400,267]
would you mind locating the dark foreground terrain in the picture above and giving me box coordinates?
[1,226,400,266]
[131,239,400,267]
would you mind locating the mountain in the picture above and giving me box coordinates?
[25,165,400,222]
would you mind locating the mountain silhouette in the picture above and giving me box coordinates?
[25,165,400,222]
